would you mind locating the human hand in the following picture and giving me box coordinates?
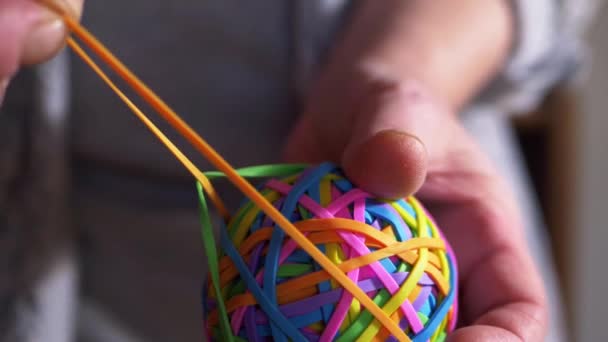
[284,70,547,341]
[0,0,83,103]
[283,0,547,339]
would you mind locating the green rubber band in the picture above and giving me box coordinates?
[204,163,309,180]
[197,164,309,341]
[197,182,234,342]
[229,280,246,298]
[277,264,314,278]
[336,289,392,342]
[199,163,458,341]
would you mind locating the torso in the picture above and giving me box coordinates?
[68,2,347,340]
[71,0,297,181]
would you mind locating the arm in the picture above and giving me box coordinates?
[287,0,514,197]
[285,1,549,340]
[317,0,514,111]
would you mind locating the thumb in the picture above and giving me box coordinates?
[0,0,83,77]
[0,0,83,105]
[341,81,449,199]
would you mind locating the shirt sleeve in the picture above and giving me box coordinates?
[474,0,600,114]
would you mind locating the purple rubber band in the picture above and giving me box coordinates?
[266,180,424,331]
[232,243,265,333]
[219,173,455,339]
[252,272,432,323]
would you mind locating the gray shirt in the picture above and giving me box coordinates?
[0,1,597,341]
[71,0,592,181]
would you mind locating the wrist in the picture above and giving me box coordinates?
[308,59,454,120]
[316,0,514,112]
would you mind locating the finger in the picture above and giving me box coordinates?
[447,302,546,342]
[341,80,451,199]
[419,136,547,340]
[283,115,328,165]
[454,230,547,341]
[0,0,83,77]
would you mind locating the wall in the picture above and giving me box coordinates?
[573,8,608,341]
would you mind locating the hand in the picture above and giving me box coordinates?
[0,0,83,103]
[285,0,548,339]
[284,71,547,341]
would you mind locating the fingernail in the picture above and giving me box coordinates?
[349,129,427,159]
[342,130,428,199]
[382,129,427,154]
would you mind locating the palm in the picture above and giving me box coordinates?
[418,137,547,340]
[285,84,547,341]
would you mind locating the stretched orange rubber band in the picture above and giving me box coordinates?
[39,1,411,339]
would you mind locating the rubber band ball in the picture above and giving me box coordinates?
[202,162,458,342]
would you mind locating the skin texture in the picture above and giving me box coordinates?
[284,1,548,341]
[0,0,82,102]
[0,0,547,340]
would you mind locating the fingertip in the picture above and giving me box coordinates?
[9,0,84,67]
[22,0,86,66]
[21,14,67,65]
[342,129,427,199]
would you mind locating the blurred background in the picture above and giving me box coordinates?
[512,3,608,340]
[0,2,607,342]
